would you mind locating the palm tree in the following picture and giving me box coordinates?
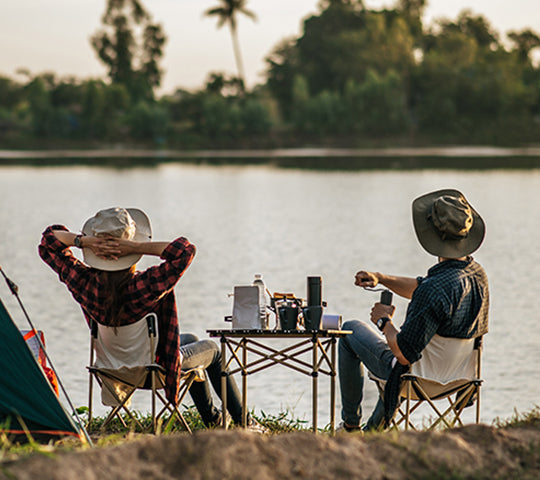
[204,0,257,89]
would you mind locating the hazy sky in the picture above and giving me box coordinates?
[1,0,538,94]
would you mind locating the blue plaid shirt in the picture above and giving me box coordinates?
[396,257,489,364]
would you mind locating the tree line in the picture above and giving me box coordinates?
[1,0,540,148]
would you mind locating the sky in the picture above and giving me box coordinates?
[1,0,539,95]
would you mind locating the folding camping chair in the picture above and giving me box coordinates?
[87,313,204,434]
[369,334,483,431]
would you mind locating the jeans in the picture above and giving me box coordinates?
[180,334,243,426]
[338,320,395,430]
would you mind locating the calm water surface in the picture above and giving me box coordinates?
[0,163,538,425]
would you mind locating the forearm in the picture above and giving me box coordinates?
[52,230,80,248]
[52,230,169,259]
[130,241,170,257]
[376,273,418,300]
[382,322,409,365]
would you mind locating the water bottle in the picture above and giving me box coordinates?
[253,274,269,329]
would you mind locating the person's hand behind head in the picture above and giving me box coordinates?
[84,235,122,261]
[113,237,140,257]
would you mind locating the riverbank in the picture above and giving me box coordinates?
[2,422,539,479]
[2,146,540,169]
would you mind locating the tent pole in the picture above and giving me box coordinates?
[0,266,93,446]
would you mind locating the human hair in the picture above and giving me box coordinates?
[99,265,136,329]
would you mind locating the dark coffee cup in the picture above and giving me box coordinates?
[303,306,323,331]
[279,306,299,330]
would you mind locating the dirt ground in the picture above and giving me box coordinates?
[1,424,540,480]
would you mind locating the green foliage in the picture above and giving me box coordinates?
[2,1,540,146]
[126,100,169,142]
[347,69,409,134]
[91,0,166,101]
[293,89,345,135]
[240,98,272,135]
[81,80,107,138]
[413,11,538,135]
[267,0,415,116]
[290,70,409,136]
[508,29,540,64]
[163,84,272,143]
[0,76,24,110]
[265,38,299,120]
[199,94,242,139]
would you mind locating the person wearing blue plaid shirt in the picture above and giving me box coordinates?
[338,189,489,432]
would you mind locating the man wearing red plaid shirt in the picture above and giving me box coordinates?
[39,206,258,429]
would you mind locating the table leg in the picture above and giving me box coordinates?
[330,336,336,434]
[220,335,228,429]
[312,335,318,433]
[242,338,248,427]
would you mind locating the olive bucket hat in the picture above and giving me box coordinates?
[412,189,485,259]
[81,207,152,271]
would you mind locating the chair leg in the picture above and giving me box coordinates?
[88,372,94,423]
[405,380,411,431]
[475,383,481,424]
[153,371,200,434]
[154,389,193,433]
[151,370,157,434]
[447,385,477,428]
[396,401,420,431]
[413,388,453,430]
[95,371,146,431]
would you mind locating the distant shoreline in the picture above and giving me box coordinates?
[1,146,540,169]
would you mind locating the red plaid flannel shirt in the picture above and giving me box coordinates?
[39,225,196,405]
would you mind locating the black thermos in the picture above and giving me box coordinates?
[307,276,322,306]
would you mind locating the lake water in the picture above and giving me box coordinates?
[1,161,539,427]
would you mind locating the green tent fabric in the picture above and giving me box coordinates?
[0,297,82,440]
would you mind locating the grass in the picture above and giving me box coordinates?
[81,404,312,436]
[0,404,312,463]
[1,405,539,464]
[494,405,540,429]
[0,417,59,464]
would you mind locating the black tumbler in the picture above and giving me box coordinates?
[279,306,299,330]
[381,289,393,305]
[303,306,323,330]
[307,276,322,306]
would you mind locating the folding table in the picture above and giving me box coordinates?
[207,329,351,433]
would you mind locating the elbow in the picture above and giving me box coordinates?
[389,332,411,365]
[395,351,410,366]
[38,244,47,261]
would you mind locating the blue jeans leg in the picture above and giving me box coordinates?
[180,334,243,426]
[338,320,395,430]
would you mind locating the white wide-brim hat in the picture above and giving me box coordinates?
[82,207,152,271]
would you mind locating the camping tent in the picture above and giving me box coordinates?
[0,297,83,441]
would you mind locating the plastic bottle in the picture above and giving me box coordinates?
[252,274,269,329]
